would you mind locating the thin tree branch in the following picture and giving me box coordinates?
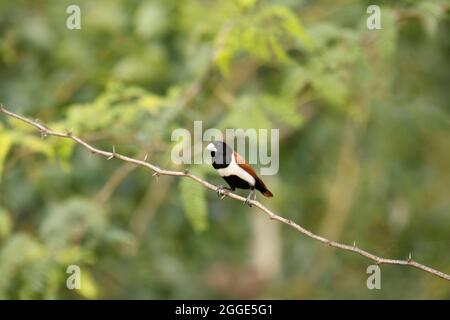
[1,105,449,282]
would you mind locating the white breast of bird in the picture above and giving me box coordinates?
[217,153,256,186]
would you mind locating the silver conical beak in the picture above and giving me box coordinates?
[206,142,217,152]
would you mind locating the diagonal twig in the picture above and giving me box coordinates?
[1,105,449,282]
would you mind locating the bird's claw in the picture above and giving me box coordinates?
[244,198,253,207]
[216,186,227,199]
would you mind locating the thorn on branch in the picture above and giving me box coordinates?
[107,146,116,160]
[408,252,413,262]
[353,241,357,248]
[152,172,160,180]
[143,154,148,162]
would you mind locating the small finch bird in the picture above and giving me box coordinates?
[206,140,273,206]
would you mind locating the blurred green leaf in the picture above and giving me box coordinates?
[0,234,45,298]
[39,197,106,250]
[79,269,99,299]
[215,4,312,75]
[179,168,208,232]
[0,129,13,181]
[0,208,12,239]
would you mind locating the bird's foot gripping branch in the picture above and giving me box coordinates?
[1,105,449,282]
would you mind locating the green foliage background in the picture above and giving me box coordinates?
[0,0,449,299]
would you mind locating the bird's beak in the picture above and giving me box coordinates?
[206,143,217,152]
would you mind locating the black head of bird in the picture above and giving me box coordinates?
[206,140,273,207]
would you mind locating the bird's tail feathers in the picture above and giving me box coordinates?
[255,177,273,197]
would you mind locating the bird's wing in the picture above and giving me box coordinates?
[233,151,273,197]
[233,151,257,175]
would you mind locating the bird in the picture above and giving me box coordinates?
[206,140,273,206]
